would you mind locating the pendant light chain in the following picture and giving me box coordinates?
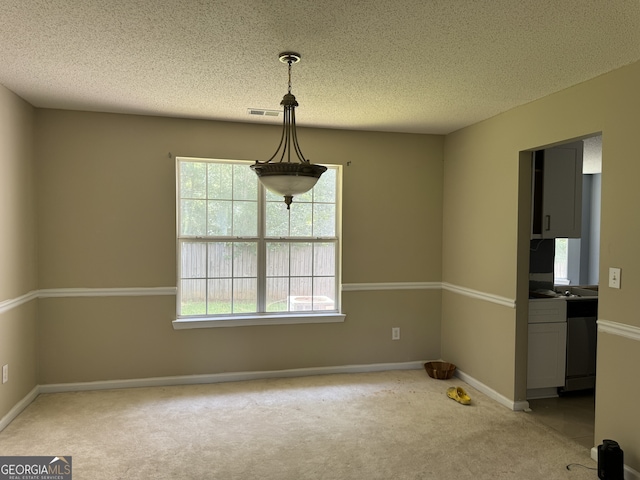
[285,58,294,165]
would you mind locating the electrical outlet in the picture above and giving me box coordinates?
[392,327,400,340]
[609,267,621,289]
[2,364,7,384]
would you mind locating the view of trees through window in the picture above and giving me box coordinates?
[554,238,568,284]
[177,158,339,317]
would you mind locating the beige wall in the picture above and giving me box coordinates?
[0,85,38,420]
[34,110,444,383]
[37,291,442,384]
[596,333,640,469]
[442,61,640,469]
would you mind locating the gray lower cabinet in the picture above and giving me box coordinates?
[527,322,567,389]
[527,299,567,398]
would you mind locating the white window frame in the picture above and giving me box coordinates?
[172,157,344,329]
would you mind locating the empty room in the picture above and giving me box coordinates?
[1,1,639,478]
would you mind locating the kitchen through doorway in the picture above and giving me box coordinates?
[524,134,602,450]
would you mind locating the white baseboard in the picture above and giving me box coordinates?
[591,447,640,480]
[454,368,530,411]
[2,361,427,432]
[37,360,428,394]
[0,361,538,437]
[0,385,39,432]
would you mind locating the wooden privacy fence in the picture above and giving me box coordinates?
[180,241,335,304]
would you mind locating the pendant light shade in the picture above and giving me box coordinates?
[251,52,327,209]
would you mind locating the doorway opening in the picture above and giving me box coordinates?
[518,133,602,449]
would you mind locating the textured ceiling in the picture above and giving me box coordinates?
[1,1,639,134]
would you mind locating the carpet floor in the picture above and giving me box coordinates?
[0,370,597,479]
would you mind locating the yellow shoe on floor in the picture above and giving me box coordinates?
[447,386,471,405]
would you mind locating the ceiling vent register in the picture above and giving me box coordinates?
[247,108,281,117]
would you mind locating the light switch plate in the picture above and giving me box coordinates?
[609,267,621,289]
[2,364,7,384]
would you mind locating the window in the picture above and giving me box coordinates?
[176,157,341,326]
[554,238,569,285]
[554,237,587,286]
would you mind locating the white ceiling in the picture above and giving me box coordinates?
[1,1,639,134]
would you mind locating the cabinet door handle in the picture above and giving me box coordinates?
[545,215,551,231]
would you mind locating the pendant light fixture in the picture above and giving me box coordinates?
[251,52,327,209]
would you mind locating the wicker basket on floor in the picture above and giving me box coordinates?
[424,361,456,380]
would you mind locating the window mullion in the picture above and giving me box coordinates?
[257,183,267,313]
[204,241,210,315]
[203,164,209,315]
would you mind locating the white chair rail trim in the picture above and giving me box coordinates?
[342,282,516,309]
[441,282,516,309]
[38,287,177,298]
[341,282,440,291]
[1,283,521,315]
[0,291,39,315]
[0,288,177,316]
[597,319,640,342]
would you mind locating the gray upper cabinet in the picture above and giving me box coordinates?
[531,142,584,239]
